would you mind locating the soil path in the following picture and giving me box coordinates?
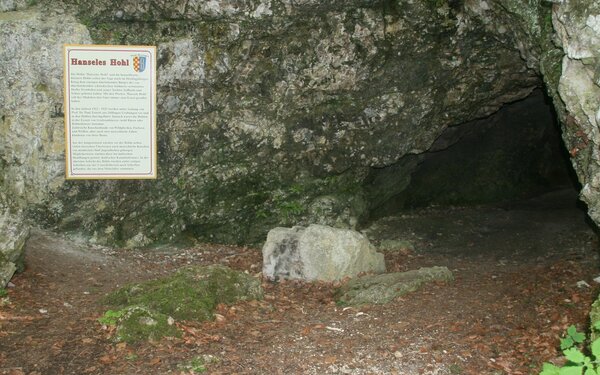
[0,188,598,375]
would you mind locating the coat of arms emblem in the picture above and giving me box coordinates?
[133,55,147,73]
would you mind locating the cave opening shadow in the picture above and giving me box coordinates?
[365,88,583,221]
[361,89,597,260]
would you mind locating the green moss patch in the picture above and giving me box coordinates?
[115,306,179,344]
[101,265,263,343]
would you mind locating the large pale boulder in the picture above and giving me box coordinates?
[262,224,385,282]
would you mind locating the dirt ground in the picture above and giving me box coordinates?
[1,188,599,375]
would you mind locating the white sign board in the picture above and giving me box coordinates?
[64,45,157,179]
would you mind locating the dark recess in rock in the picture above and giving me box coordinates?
[365,89,579,220]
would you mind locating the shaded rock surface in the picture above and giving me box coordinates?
[553,0,600,228]
[262,224,385,281]
[1,1,542,247]
[336,266,454,305]
[0,0,598,248]
[368,89,574,215]
[0,200,29,288]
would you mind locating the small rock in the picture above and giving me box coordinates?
[577,280,591,288]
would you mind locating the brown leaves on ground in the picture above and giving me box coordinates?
[0,219,598,374]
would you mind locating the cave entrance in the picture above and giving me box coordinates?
[362,89,593,259]
[366,89,580,219]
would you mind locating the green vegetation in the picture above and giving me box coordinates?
[277,200,305,222]
[98,309,126,326]
[101,265,262,343]
[540,323,600,374]
[178,355,220,374]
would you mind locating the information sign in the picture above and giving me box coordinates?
[63,45,157,179]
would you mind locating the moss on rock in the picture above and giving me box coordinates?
[102,264,262,343]
[113,306,180,344]
[105,264,263,320]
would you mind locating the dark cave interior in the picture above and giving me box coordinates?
[366,89,581,221]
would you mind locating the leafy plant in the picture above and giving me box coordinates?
[540,323,600,375]
[186,357,207,373]
[561,325,587,350]
[278,200,305,221]
[98,309,126,326]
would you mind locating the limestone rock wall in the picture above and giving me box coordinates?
[0,201,29,287]
[0,0,565,247]
[0,8,91,208]
[0,7,91,282]
[553,0,600,226]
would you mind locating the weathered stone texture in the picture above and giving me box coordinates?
[0,198,29,287]
[553,0,600,226]
[2,0,580,247]
[336,266,454,305]
[262,224,385,281]
[0,8,91,208]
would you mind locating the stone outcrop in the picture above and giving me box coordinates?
[0,0,598,247]
[336,266,454,305]
[0,8,91,208]
[553,0,600,227]
[0,200,29,287]
[0,7,86,281]
[0,1,541,247]
[262,224,385,281]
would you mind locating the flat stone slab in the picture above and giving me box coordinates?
[336,266,454,305]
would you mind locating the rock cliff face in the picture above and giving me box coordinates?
[0,0,597,250]
[553,0,600,226]
[0,7,90,285]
